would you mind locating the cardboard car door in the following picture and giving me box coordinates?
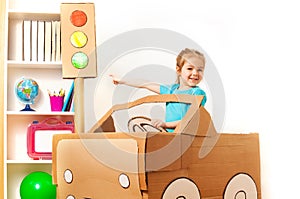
[56,138,142,199]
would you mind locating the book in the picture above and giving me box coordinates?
[55,21,61,61]
[65,89,74,111]
[51,21,57,62]
[37,21,45,62]
[31,20,38,62]
[62,81,74,112]
[8,19,23,61]
[23,20,31,61]
[44,21,52,62]
[71,98,75,112]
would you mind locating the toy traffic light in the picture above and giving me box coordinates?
[61,3,97,78]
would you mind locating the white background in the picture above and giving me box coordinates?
[90,1,300,198]
[15,0,300,198]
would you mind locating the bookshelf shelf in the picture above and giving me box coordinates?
[7,61,62,69]
[6,160,52,164]
[4,1,73,198]
[8,11,60,21]
[6,111,74,116]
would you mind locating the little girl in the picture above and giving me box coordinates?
[110,48,207,132]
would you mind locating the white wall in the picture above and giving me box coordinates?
[9,0,300,197]
[93,1,300,198]
[49,0,299,198]
[96,0,300,199]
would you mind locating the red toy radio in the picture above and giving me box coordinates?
[27,118,74,160]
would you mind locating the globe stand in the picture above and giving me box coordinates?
[21,104,35,111]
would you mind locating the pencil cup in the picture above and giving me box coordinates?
[50,96,64,111]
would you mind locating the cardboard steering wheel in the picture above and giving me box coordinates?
[127,116,166,133]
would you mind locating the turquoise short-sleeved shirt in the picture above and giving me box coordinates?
[160,84,206,132]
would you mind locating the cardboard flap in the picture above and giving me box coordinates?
[178,106,218,137]
[88,94,204,134]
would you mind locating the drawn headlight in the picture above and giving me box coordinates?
[119,173,130,188]
[64,169,73,184]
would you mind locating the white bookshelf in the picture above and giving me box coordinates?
[4,0,74,198]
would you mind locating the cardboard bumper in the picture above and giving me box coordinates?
[52,94,261,199]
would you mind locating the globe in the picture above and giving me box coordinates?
[15,78,39,111]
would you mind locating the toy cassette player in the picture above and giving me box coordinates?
[27,118,74,160]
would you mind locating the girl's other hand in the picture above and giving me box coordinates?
[151,119,166,129]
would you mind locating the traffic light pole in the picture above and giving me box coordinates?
[74,77,85,133]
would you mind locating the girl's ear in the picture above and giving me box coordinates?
[176,65,181,74]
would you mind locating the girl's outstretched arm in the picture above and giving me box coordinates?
[109,74,160,94]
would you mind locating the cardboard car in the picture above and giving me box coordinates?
[52,94,261,199]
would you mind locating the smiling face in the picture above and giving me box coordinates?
[177,56,205,89]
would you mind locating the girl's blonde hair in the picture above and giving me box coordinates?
[175,48,205,83]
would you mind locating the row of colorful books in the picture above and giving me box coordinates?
[8,19,61,62]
